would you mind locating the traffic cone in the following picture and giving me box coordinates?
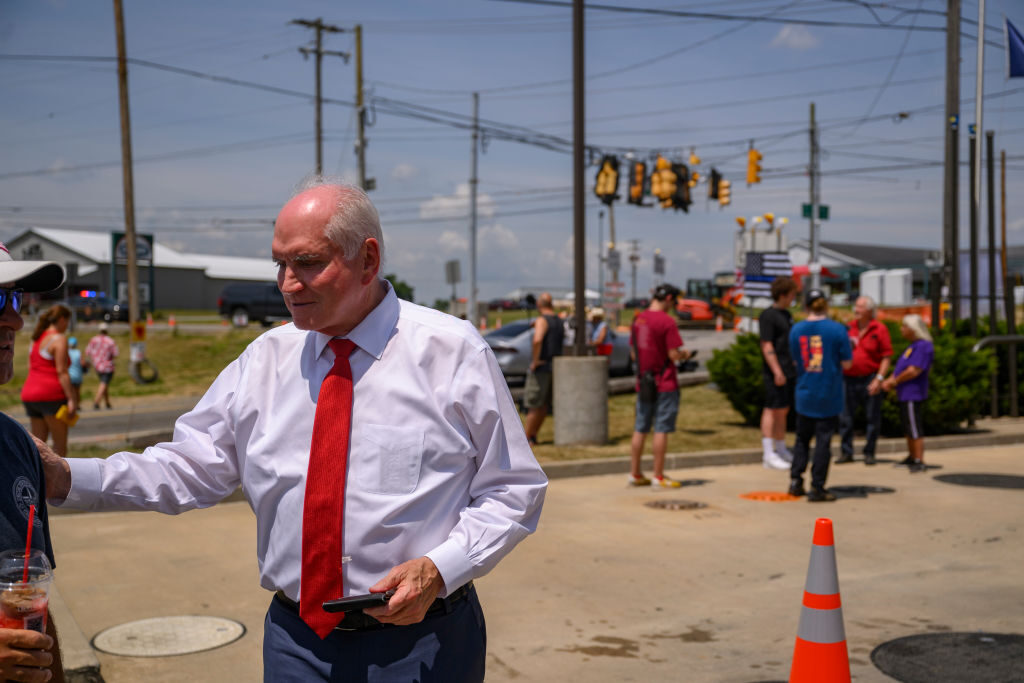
[733,315,742,332]
[789,518,850,683]
[168,314,176,327]
[495,315,502,329]
[715,315,723,332]
[146,312,153,326]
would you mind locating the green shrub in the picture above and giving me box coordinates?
[707,325,996,435]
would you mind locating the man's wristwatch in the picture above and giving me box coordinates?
[875,374,885,381]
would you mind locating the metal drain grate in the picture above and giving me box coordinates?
[92,615,246,657]
[871,632,1024,682]
[644,499,707,510]
[933,473,1024,489]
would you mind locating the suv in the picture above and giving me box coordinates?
[64,294,128,323]
[217,282,291,327]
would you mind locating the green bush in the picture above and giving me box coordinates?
[707,325,996,435]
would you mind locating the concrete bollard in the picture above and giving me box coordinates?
[553,356,609,446]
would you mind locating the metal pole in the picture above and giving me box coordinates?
[468,92,479,330]
[572,0,586,356]
[973,0,985,217]
[1001,149,1007,292]
[809,102,820,290]
[969,132,978,337]
[314,20,323,175]
[1005,274,1018,417]
[607,203,618,327]
[112,0,138,326]
[986,131,996,333]
[931,271,943,334]
[598,209,604,306]
[944,0,961,332]
[355,24,366,190]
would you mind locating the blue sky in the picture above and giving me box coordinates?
[1,0,1022,305]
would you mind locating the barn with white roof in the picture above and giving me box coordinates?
[5,227,276,310]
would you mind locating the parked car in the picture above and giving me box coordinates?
[217,282,291,327]
[483,319,633,385]
[64,294,128,323]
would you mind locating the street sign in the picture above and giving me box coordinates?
[607,248,621,272]
[801,204,830,220]
[444,259,461,285]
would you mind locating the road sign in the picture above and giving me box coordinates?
[801,204,830,220]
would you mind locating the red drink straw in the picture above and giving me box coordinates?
[22,505,34,582]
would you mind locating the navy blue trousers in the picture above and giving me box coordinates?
[263,586,486,682]
[839,374,882,458]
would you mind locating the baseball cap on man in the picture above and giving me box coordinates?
[804,288,827,307]
[652,283,681,301]
[0,243,65,292]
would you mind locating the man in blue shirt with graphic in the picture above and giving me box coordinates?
[787,289,852,502]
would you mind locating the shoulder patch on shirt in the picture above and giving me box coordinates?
[11,477,42,528]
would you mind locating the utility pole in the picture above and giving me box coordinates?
[607,204,619,327]
[597,210,605,306]
[1001,149,1007,282]
[628,239,641,301]
[808,102,821,290]
[292,18,346,175]
[969,131,978,336]
[943,0,961,331]
[572,0,586,357]
[468,92,479,329]
[112,0,138,326]
[354,24,371,191]
[986,131,996,332]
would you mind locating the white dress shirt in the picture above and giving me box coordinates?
[60,284,547,600]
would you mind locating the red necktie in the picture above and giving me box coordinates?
[301,338,357,638]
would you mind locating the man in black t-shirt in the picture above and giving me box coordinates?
[758,276,798,471]
[0,242,66,682]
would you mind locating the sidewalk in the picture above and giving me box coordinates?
[47,418,1024,682]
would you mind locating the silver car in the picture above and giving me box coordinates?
[483,319,633,385]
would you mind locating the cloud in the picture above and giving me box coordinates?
[390,163,418,181]
[480,223,519,251]
[1010,217,1024,232]
[770,25,820,50]
[418,184,495,220]
[438,230,467,252]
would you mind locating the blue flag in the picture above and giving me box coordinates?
[1008,17,1024,78]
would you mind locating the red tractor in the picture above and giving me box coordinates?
[675,276,741,327]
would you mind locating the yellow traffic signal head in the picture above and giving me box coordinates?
[689,152,701,166]
[764,212,774,224]
[746,148,763,185]
[719,179,731,206]
[735,215,746,228]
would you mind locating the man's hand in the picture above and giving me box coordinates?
[868,378,882,395]
[31,436,71,502]
[0,627,54,682]
[881,377,897,392]
[363,557,444,626]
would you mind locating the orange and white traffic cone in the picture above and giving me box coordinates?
[715,315,723,332]
[789,518,850,683]
[733,315,742,333]
[495,315,502,329]
[168,314,176,327]
[146,312,153,326]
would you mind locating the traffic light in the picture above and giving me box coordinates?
[718,179,731,206]
[735,216,746,229]
[708,168,721,200]
[628,161,647,205]
[594,155,620,205]
[689,152,701,167]
[650,156,677,209]
[670,162,692,212]
[746,148,762,185]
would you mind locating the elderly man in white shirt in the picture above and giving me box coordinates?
[39,179,548,683]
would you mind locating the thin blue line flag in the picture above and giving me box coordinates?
[1008,17,1024,79]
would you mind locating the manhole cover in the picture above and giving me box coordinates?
[739,491,800,502]
[644,499,707,510]
[829,485,897,498]
[933,473,1024,489]
[93,616,246,657]
[871,632,1024,682]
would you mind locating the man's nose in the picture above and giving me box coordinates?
[0,299,24,331]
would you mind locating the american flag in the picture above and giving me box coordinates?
[741,251,792,298]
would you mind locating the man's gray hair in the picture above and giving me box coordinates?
[858,295,876,312]
[902,313,933,342]
[293,175,385,264]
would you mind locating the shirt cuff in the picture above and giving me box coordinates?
[424,539,475,598]
[53,458,104,508]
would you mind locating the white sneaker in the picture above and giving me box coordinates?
[774,440,794,463]
[763,450,790,470]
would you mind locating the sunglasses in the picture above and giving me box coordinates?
[0,288,23,314]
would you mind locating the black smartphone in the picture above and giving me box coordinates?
[322,590,395,614]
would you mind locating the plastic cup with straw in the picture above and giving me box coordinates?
[0,504,53,632]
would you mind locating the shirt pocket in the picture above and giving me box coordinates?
[354,425,424,495]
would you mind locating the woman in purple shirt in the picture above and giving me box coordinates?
[881,314,934,472]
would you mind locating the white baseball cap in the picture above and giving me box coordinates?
[0,242,65,292]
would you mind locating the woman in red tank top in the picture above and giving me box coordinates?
[21,304,75,456]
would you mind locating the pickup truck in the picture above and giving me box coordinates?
[217,282,291,327]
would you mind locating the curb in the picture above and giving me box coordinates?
[540,427,1024,480]
[49,582,104,682]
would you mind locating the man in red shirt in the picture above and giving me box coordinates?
[838,296,892,465]
[628,284,693,488]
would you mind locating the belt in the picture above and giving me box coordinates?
[274,581,473,632]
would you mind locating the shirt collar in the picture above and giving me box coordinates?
[312,280,399,361]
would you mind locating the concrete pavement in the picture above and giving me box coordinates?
[47,430,1024,682]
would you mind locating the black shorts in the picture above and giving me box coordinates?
[900,400,925,439]
[763,375,795,409]
[23,400,66,419]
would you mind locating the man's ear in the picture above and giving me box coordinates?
[361,238,381,284]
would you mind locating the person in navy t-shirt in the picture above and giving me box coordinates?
[881,314,934,472]
[787,289,852,502]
